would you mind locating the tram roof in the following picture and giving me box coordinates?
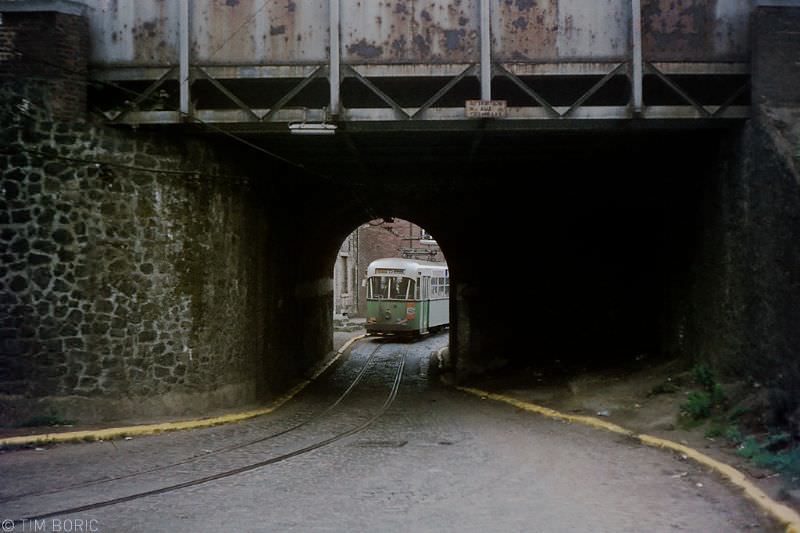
[367,257,448,274]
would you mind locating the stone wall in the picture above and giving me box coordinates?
[661,6,800,426]
[0,80,283,423]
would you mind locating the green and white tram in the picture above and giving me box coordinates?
[365,258,449,336]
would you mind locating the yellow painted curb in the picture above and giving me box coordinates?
[0,335,368,448]
[458,386,800,533]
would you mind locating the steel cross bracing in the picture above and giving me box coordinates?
[95,61,749,132]
[88,0,750,132]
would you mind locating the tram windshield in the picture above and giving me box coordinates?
[368,276,416,300]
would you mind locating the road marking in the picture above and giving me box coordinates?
[0,335,368,448]
[457,386,800,533]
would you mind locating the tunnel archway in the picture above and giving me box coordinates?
[265,126,734,384]
[328,216,455,359]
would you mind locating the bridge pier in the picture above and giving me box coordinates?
[655,4,800,427]
[0,7,323,422]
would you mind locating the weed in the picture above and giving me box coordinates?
[704,421,724,439]
[737,436,762,460]
[681,391,712,420]
[680,365,727,423]
[692,364,716,392]
[736,433,800,485]
[727,405,750,421]
[762,432,792,451]
[724,425,744,445]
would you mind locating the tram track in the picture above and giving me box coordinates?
[1,341,383,504]
[6,343,406,522]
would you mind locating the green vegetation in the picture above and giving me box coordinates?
[736,433,800,484]
[723,424,744,444]
[691,364,716,392]
[682,390,713,420]
[673,364,800,485]
[679,364,726,423]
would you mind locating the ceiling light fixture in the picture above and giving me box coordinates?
[289,122,337,136]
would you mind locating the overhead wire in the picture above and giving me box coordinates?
[0,146,248,182]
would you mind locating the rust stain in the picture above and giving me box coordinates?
[133,9,174,63]
[391,35,408,57]
[412,33,431,57]
[394,2,410,15]
[141,20,158,38]
[642,0,716,61]
[343,0,478,63]
[347,39,384,59]
[443,28,466,51]
[495,0,557,61]
[511,16,528,32]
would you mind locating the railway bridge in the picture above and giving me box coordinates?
[1,0,799,424]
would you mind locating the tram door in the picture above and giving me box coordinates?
[421,276,430,333]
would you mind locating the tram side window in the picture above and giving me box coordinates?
[430,276,449,298]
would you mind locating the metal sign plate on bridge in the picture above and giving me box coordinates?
[465,100,508,119]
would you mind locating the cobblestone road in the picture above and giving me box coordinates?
[0,334,777,532]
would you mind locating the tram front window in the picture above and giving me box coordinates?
[369,276,416,300]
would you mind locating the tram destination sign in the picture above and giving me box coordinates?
[375,268,405,275]
[465,100,508,118]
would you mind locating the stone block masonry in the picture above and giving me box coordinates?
[0,82,279,424]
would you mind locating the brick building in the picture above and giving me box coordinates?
[333,218,443,318]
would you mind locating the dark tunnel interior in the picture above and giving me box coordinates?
[242,125,731,376]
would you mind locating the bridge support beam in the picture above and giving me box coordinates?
[480,0,491,101]
[329,0,340,116]
[631,0,643,113]
[179,0,190,118]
